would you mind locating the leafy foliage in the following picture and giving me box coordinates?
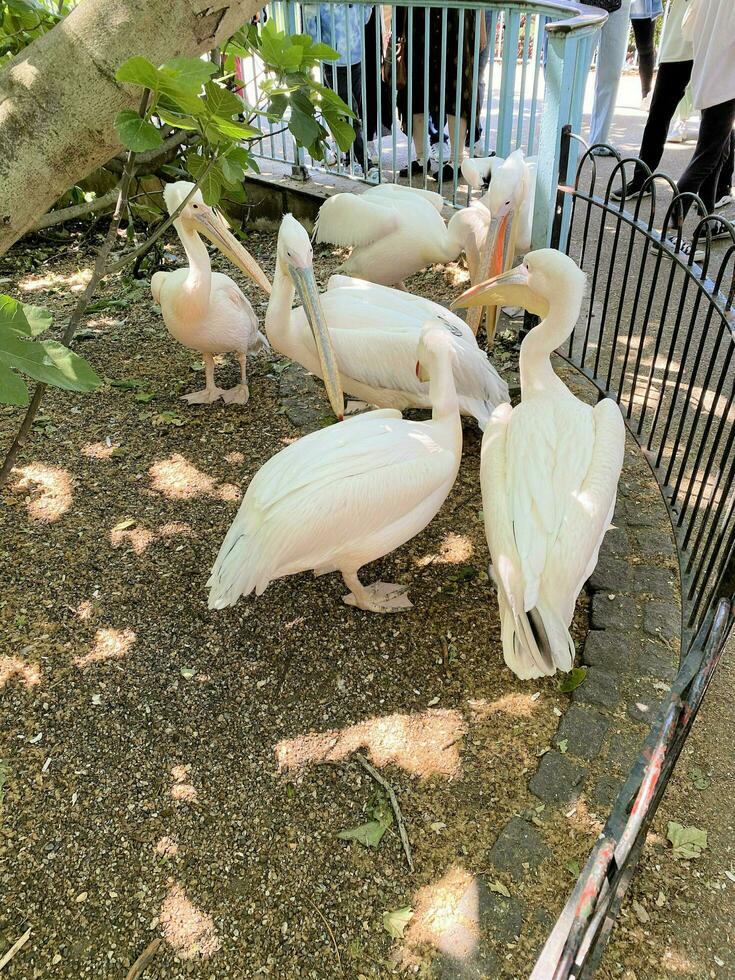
[114,23,355,209]
[0,0,76,65]
[337,796,393,850]
[666,821,708,860]
[382,907,413,940]
[0,296,102,406]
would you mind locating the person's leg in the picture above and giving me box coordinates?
[589,0,633,147]
[632,17,655,100]
[715,131,734,204]
[447,114,468,167]
[631,59,692,184]
[349,61,368,169]
[677,99,735,222]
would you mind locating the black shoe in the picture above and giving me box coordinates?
[435,163,456,184]
[399,160,425,178]
[709,219,732,241]
[610,183,652,203]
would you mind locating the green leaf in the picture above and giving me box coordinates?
[157,80,206,117]
[288,106,320,148]
[21,304,52,336]
[0,295,31,334]
[690,767,711,790]
[114,110,163,152]
[116,56,160,91]
[107,377,145,389]
[198,167,222,206]
[180,666,196,679]
[155,107,200,131]
[488,879,511,898]
[565,859,580,877]
[558,667,587,694]
[383,907,413,940]
[0,358,29,405]
[667,822,708,860]
[0,760,9,805]
[308,42,341,61]
[0,331,102,392]
[206,117,261,141]
[323,113,355,152]
[134,392,155,403]
[337,820,388,849]
[160,57,217,92]
[204,80,244,119]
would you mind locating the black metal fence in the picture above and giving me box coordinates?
[531,125,735,977]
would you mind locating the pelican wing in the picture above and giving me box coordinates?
[364,183,445,212]
[314,194,399,248]
[207,409,455,607]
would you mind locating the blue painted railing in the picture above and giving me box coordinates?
[236,1,606,246]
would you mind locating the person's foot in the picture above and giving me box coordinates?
[650,234,704,263]
[435,163,457,184]
[590,145,615,158]
[398,159,425,178]
[640,92,652,111]
[715,190,733,209]
[610,183,652,203]
[667,119,691,143]
[708,218,732,241]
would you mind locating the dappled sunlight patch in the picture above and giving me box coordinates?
[661,947,699,974]
[275,708,466,779]
[148,454,240,503]
[401,866,479,964]
[75,600,94,622]
[224,451,245,464]
[416,532,474,567]
[0,656,41,689]
[171,765,197,803]
[74,627,136,667]
[564,797,603,837]
[159,882,220,960]
[19,269,91,293]
[81,441,120,460]
[11,463,73,522]
[468,693,539,721]
[155,836,180,858]
[109,519,193,555]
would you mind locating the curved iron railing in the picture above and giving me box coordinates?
[532,125,735,978]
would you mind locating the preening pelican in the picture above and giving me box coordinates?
[254,215,508,429]
[461,150,537,338]
[454,250,625,679]
[207,324,462,613]
[314,183,491,288]
[151,182,271,405]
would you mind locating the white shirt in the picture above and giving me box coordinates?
[682,0,735,109]
[659,0,692,64]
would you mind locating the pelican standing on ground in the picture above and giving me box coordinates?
[454,250,625,679]
[208,324,462,613]
[151,182,272,405]
[314,182,491,288]
[256,215,507,429]
[461,149,537,338]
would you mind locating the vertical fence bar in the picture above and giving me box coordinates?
[497,8,520,156]
[515,11,532,150]
[482,10,498,157]
[360,5,369,176]
[391,2,398,180]
[437,7,448,195]
[451,8,465,204]
[467,6,482,175]
[343,3,355,175]
[407,5,414,184]
[423,6,430,186]
[527,14,545,155]
[375,2,384,182]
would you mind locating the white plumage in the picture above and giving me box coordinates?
[454,249,625,679]
[151,182,271,405]
[314,182,491,287]
[207,324,463,613]
[267,215,508,429]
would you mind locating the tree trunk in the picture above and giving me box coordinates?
[0,0,261,257]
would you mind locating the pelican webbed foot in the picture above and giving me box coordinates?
[222,383,250,405]
[342,573,413,613]
[181,386,225,404]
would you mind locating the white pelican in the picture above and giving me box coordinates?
[453,250,625,679]
[254,215,508,429]
[207,323,462,612]
[461,150,537,338]
[313,182,491,288]
[151,181,272,405]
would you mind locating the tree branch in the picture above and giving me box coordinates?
[31,189,120,230]
[0,91,149,489]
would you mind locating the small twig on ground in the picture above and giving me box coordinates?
[0,927,32,971]
[354,752,414,872]
[306,897,342,974]
[125,937,161,980]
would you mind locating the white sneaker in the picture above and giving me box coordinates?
[667,119,690,143]
[715,190,733,209]
[640,92,652,111]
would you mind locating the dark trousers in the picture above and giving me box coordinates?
[323,62,368,168]
[716,132,734,200]
[679,98,735,219]
[633,59,692,187]
[632,18,655,98]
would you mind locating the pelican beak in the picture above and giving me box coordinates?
[453,263,530,309]
[194,206,272,294]
[464,205,511,338]
[289,261,344,420]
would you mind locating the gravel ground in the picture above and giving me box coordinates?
[0,228,594,979]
